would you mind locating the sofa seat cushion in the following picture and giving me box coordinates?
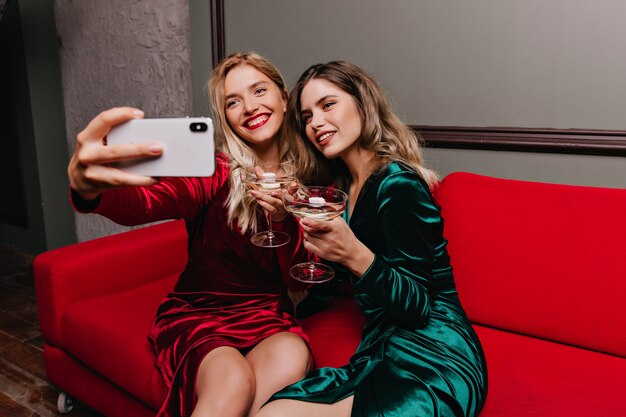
[475,325,626,417]
[60,275,177,409]
[60,278,364,409]
[301,296,364,368]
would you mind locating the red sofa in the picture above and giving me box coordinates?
[34,172,626,416]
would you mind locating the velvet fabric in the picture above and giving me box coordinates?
[76,153,310,417]
[271,162,488,417]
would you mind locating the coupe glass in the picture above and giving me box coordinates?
[242,163,296,248]
[282,185,348,283]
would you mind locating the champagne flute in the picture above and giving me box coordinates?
[282,185,348,283]
[242,163,296,248]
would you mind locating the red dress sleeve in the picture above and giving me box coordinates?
[71,153,230,226]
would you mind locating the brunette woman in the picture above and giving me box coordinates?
[257,61,487,417]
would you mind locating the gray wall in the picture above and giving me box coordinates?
[226,0,626,130]
[224,0,626,189]
[425,148,626,188]
[16,0,625,249]
[55,0,194,242]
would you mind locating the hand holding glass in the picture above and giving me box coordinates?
[282,185,348,283]
[242,163,296,248]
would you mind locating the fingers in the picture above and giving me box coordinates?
[254,165,266,177]
[68,108,161,199]
[301,218,349,262]
[84,164,159,188]
[302,237,320,256]
[248,190,290,222]
[78,141,163,165]
[255,199,276,214]
[71,163,158,196]
[79,107,144,145]
[300,218,333,233]
[303,230,343,263]
[302,233,336,263]
[76,108,162,166]
[249,190,282,213]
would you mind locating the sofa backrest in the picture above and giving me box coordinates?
[435,172,626,358]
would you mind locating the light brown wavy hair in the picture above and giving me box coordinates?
[288,60,438,189]
[208,52,308,232]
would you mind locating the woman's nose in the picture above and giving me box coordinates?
[310,112,324,129]
[243,98,259,114]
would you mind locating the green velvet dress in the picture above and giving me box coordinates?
[270,162,487,417]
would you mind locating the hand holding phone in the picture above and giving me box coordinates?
[107,117,215,177]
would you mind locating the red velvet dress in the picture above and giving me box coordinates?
[76,153,309,416]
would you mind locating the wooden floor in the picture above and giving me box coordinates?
[0,244,103,417]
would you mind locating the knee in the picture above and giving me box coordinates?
[220,363,256,399]
[196,353,256,402]
[268,334,310,382]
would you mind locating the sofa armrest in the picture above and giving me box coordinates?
[34,220,187,347]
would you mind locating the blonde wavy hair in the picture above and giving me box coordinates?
[208,52,307,233]
[288,61,438,189]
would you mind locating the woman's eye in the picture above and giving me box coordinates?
[254,87,267,95]
[323,101,336,110]
[302,113,312,124]
[225,99,238,109]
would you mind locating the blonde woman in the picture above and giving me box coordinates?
[257,61,487,417]
[68,53,311,417]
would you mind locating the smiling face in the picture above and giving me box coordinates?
[299,78,363,160]
[224,65,287,151]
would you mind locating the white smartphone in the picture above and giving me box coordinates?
[107,117,215,177]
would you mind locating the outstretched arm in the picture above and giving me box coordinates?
[69,108,228,225]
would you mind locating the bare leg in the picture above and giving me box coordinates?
[245,332,310,416]
[191,346,256,417]
[255,396,354,417]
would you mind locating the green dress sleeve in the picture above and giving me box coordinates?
[351,171,438,328]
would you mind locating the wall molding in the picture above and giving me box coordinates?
[210,0,225,68]
[210,0,626,156]
[415,126,626,156]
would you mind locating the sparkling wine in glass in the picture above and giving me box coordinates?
[282,185,348,283]
[242,163,296,248]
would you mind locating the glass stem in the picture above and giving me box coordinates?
[307,250,315,270]
[266,211,274,239]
